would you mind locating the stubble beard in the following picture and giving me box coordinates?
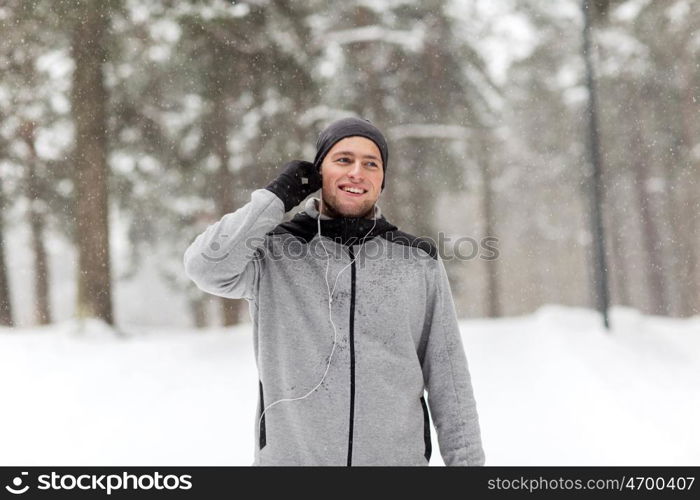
[320,190,376,219]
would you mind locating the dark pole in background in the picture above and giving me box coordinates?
[581,0,611,330]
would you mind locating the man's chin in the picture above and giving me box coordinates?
[324,198,374,219]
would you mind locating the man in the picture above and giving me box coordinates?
[183,117,485,466]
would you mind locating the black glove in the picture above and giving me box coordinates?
[264,160,322,212]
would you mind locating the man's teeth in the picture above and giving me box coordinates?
[342,186,366,194]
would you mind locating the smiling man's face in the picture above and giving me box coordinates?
[319,136,384,219]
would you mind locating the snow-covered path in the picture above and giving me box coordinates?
[1,305,698,465]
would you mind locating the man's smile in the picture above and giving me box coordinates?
[338,183,368,197]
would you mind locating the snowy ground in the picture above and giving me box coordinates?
[0,304,698,466]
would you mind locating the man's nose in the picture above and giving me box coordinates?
[348,161,364,179]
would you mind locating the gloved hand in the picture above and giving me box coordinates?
[264,160,322,212]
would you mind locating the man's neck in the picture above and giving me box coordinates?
[319,199,376,220]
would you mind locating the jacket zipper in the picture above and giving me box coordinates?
[259,380,266,449]
[420,394,431,461]
[347,246,357,466]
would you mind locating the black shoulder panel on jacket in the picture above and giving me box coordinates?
[380,230,438,260]
[267,220,315,244]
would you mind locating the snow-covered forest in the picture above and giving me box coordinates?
[0,0,698,465]
[1,0,698,327]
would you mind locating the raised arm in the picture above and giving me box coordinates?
[183,160,321,300]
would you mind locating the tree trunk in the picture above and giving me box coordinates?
[582,0,611,328]
[0,179,12,327]
[190,294,208,329]
[631,99,668,315]
[671,54,700,316]
[606,179,631,308]
[211,87,240,327]
[71,0,113,324]
[28,193,51,325]
[477,135,501,317]
[20,121,51,324]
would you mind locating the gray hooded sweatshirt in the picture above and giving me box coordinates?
[183,188,485,466]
